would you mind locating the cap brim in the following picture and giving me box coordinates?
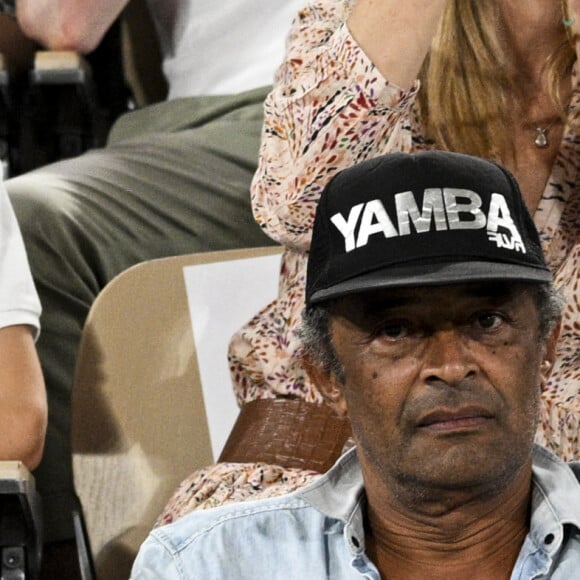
[308,260,553,304]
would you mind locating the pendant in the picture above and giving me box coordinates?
[534,127,549,149]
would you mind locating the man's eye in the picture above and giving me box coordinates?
[475,313,503,330]
[378,323,408,340]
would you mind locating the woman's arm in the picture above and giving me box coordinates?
[252,0,445,252]
[0,325,46,470]
[348,0,446,89]
[16,0,130,52]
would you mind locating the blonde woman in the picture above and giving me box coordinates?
[158,0,580,524]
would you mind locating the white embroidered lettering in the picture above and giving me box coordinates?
[487,194,513,233]
[444,189,486,230]
[487,231,526,253]
[356,199,398,248]
[330,189,526,255]
[486,193,525,253]
[395,189,448,235]
[330,203,364,252]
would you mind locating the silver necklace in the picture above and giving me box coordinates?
[534,126,551,149]
[533,118,561,149]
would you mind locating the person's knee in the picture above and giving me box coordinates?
[6,175,91,298]
[7,175,79,250]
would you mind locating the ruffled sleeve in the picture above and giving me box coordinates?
[251,0,420,253]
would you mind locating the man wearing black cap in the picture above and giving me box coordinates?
[131,152,580,580]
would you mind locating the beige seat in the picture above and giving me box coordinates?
[70,246,282,580]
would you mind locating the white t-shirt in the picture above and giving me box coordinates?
[145,0,306,98]
[0,183,41,337]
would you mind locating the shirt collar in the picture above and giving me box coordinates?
[299,447,368,558]
[528,444,580,554]
[299,444,580,530]
[299,446,364,522]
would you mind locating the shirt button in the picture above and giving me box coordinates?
[351,536,360,548]
[544,533,555,545]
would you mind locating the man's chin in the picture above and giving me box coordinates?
[391,442,532,496]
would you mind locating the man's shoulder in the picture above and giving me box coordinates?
[153,492,315,551]
[131,492,333,578]
[153,447,363,552]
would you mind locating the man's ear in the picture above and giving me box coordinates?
[540,320,561,387]
[302,354,348,418]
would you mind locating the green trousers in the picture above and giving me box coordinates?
[7,85,275,543]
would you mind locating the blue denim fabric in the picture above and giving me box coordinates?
[130,445,580,579]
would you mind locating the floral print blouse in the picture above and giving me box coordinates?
[158,0,579,527]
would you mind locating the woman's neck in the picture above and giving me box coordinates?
[497,0,565,84]
[494,0,572,209]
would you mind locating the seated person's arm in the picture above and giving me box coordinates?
[252,0,446,251]
[0,325,46,470]
[16,0,130,52]
[248,0,449,415]
[348,0,446,89]
[0,183,46,470]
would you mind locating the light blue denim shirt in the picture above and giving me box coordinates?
[130,444,580,579]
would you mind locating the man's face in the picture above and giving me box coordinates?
[327,283,553,495]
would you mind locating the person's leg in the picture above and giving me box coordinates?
[6,86,274,546]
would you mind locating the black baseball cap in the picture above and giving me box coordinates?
[306,151,552,305]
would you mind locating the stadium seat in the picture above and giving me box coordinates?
[70,246,283,579]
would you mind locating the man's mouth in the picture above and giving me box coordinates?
[417,407,494,432]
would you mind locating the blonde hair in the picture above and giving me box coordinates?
[418,0,576,159]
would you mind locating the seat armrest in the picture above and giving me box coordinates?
[0,461,42,579]
[30,50,97,112]
[18,49,103,171]
[31,51,92,87]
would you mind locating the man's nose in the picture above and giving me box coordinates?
[420,329,478,386]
